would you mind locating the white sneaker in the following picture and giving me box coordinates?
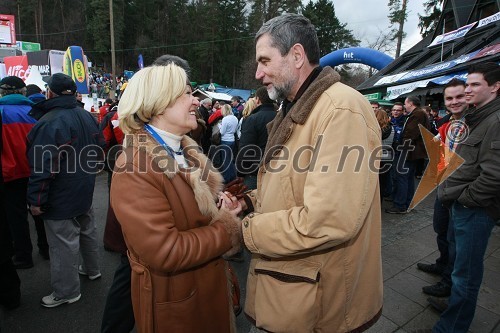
[78,265,101,280]
[41,292,81,308]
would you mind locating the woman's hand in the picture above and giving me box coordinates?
[218,191,242,217]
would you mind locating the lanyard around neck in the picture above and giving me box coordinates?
[144,124,183,159]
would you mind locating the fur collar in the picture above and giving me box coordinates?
[124,130,224,218]
[263,66,340,166]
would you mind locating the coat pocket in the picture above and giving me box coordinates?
[154,289,199,332]
[458,135,482,164]
[254,259,321,333]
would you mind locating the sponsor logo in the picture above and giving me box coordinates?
[73,59,86,83]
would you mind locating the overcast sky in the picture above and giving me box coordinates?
[332,0,427,56]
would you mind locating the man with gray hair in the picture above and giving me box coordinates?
[239,14,383,332]
[198,98,213,153]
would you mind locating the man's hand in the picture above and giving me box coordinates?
[30,206,43,216]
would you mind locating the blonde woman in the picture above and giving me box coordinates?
[111,64,242,333]
[236,97,257,139]
[218,104,238,183]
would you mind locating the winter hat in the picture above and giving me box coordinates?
[26,84,42,97]
[47,73,77,95]
[0,76,26,90]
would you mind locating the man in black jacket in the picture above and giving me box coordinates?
[386,96,429,214]
[26,73,104,308]
[431,62,500,332]
[236,86,276,189]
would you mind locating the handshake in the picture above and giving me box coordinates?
[217,177,251,215]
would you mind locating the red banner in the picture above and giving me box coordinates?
[4,55,29,80]
[471,43,500,60]
[0,14,16,45]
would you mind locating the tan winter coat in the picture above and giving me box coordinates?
[111,132,240,333]
[242,67,383,332]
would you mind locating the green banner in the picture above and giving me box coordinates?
[363,92,382,100]
[16,41,41,52]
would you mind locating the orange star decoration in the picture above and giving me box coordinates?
[408,124,465,210]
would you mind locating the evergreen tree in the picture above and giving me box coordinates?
[418,0,443,38]
[302,0,359,56]
[248,0,267,34]
[388,0,408,58]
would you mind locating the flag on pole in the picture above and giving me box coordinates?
[63,46,89,94]
[138,54,144,69]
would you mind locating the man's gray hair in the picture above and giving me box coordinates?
[255,13,320,65]
[0,87,27,97]
[201,98,212,106]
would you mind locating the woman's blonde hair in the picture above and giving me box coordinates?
[242,98,257,119]
[221,104,233,117]
[118,64,187,134]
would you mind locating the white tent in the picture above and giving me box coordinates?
[24,67,47,91]
[192,89,232,102]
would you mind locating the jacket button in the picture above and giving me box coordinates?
[244,220,249,228]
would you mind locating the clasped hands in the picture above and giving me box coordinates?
[217,177,249,217]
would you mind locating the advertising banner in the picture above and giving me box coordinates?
[429,22,476,47]
[16,41,41,52]
[4,55,29,80]
[0,14,16,45]
[374,50,480,86]
[477,11,500,28]
[385,79,432,100]
[430,71,468,85]
[49,50,65,75]
[471,43,500,60]
[63,46,89,94]
[27,50,51,77]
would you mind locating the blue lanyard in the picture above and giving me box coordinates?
[144,124,183,159]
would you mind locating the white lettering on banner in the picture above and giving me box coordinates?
[343,51,354,59]
[478,12,500,28]
[374,71,409,86]
[429,22,476,47]
[7,65,29,80]
[400,63,452,81]
[385,79,432,100]
[30,64,50,76]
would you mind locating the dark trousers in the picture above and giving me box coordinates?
[433,196,450,268]
[433,203,495,333]
[4,178,33,262]
[101,254,135,333]
[393,155,416,210]
[0,259,20,309]
[0,197,20,309]
[379,161,393,198]
[4,178,48,262]
[219,141,237,184]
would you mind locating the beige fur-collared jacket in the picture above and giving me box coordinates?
[110,132,240,333]
[242,67,383,332]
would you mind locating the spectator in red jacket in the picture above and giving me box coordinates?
[99,98,113,123]
[0,76,49,268]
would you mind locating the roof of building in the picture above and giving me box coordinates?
[357,0,499,100]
